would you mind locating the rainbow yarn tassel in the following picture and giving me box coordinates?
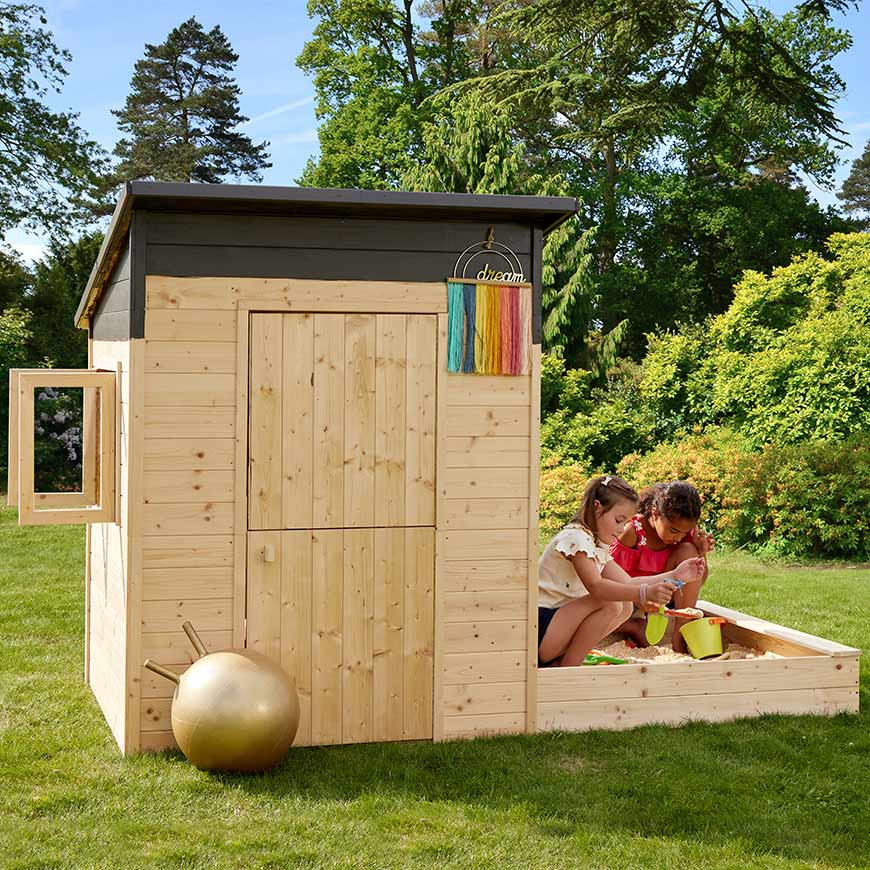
[447,279,531,376]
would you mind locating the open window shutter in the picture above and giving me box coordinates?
[8,369,116,525]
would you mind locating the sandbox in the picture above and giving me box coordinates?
[537,600,860,733]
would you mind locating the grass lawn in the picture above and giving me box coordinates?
[1,505,868,869]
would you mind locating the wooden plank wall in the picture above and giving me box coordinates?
[245,527,434,746]
[437,332,538,740]
[136,275,540,749]
[88,340,131,748]
[137,278,447,750]
[537,654,860,732]
[137,299,237,751]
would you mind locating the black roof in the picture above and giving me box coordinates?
[76,181,577,328]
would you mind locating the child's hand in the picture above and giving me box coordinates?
[694,529,715,555]
[673,557,705,583]
[647,580,677,606]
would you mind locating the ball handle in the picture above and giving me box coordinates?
[183,621,208,658]
[144,659,180,684]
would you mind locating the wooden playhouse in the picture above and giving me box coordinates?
[6,183,859,755]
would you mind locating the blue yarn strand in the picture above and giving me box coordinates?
[446,281,464,372]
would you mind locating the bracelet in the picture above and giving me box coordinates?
[638,584,647,605]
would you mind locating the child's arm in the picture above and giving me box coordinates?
[601,556,706,609]
[692,528,715,556]
[616,521,638,548]
[570,552,676,607]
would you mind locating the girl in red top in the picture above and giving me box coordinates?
[610,481,714,651]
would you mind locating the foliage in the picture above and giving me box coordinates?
[298,0,514,188]
[0,233,97,483]
[539,461,593,539]
[541,352,655,470]
[32,387,83,492]
[617,428,755,541]
[0,247,31,311]
[404,90,538,195]
[638,232,870,448]
[606,175,858,357]
[618,428,869,559]
[26,232,97,370]
[301,1,856,364]
[111,17,270,185]
[837,138,870,216]
[0,306,33,485]
[0,2,107,234]
[471,2,851,300]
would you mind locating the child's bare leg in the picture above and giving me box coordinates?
[538,596,604,665]
[560,601,633,667]
[667,543,707,652]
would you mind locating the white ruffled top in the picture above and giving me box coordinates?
[538,523,612,608]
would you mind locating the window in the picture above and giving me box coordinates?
[7,370,116,525]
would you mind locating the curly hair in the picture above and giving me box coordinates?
[569,475,638,537]
[638,481,701,522]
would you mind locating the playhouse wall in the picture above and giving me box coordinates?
[133,279,540,750]
[437,353,540,739]
[87,338,134,751]
[94,207,540,752]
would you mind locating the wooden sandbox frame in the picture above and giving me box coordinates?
[538,600,860,733]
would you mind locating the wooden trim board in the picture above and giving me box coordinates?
[698,600,860,658]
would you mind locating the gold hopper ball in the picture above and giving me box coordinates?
[144,622,299,773]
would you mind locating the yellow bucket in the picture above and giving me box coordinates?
[679,617,727,659]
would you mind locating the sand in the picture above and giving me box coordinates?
[598,640,780,664]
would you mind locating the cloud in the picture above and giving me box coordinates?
[271,129,319,145]
[242,96,315,127]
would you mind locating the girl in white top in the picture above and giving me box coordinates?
[538,475,705,667]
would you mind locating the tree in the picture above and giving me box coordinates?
[0,2,107,235]
[297,1,519,188]
[838,139,870,215]
[26,232,101,369]
[112,17,270,184]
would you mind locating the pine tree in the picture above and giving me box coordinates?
[112,17,270,184]
[837,140,870,214]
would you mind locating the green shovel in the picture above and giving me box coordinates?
[645,605,669,645]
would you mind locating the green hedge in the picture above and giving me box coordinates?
[616,429,869,559]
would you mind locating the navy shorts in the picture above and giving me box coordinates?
[538,606,560,663]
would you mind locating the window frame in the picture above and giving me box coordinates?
[9,369,116,525]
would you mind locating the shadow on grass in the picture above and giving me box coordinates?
[173,707,870,867]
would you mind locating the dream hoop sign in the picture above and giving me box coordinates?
[446,230,531,375]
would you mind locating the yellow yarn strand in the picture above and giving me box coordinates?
[484,284,500,373]
[475,284,487,373]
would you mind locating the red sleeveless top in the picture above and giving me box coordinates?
[610,516,694,577]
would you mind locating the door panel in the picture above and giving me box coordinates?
[312,314,345,528]
[248,316,283,529]
[343,316,376,528]
[246,527,434,746]
[248,312,436,530]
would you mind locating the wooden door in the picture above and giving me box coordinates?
[248,312,436,530]
[246,524,435,746]
[246,312,436,745]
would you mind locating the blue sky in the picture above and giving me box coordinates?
[6,0,870,261]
